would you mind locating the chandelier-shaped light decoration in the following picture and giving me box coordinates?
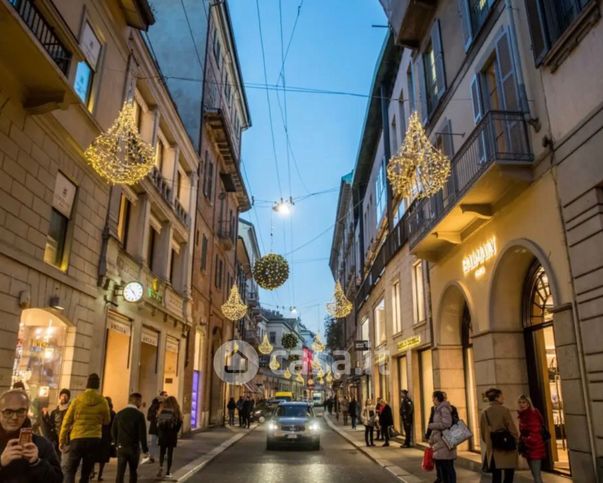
[325,370,333,385]
[326,281,353,318]
[317,376,324,385]
[221,285,248,321]
[253,253,290,290]
[283,367,292,379]
[317,367,325,379]
[311,334,326,353]
[84,101,156,185]
[387,111,451,200]
[269,355,280,371]
[295,372,304,384]
[258,333,274,355]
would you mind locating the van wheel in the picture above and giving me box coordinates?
[312,440,320,451]
[259,416,266,423]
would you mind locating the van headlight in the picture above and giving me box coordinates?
[309,421,320,432]
[267,421,278,432]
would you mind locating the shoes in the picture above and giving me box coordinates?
[156,468,163,478]
[382,443,390,447]
[165,473,173,479]
[370,443,376,446]
[150,457,155,463]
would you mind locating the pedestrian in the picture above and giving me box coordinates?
[349,397,358,429]
[147,390,166,463]
[236,396,244,427]
[480,388,518,483]
[327,397,333,414]
[378,398,393,447]
[112,393,149,483]
[242,395,252,428]
[427,391,457,483]
[92,396,115,481]
[517,394,545,483]
[361,399,376,447]
[156,396,183,479]
[42,388,70,460]
[400,389,414,448]
[375,400,383,440]
[334,396,340,421]
[60,373,110,483]
[0,389,62,483]
[227,397,236,426]
[341,397,350,426]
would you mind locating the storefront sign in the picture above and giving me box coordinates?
[141,327,159,347]
[397,335,421,352]
[355,340,369,351]
[108,318,131,336]
[462,237,497,276]
[52,172,77,218]
[374,352,389,364]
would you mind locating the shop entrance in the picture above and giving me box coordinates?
[102,313,132,410]
[163,336,180,398]
[523,262,569,474]
[208,327,224,425]
[139,327,159,407]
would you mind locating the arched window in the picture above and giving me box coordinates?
[524,263,554,328]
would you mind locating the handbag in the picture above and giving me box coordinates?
[442,419,473,450]
[421,447,434,472]
[485,410,516,451]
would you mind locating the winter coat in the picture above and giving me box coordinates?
[480,401,519,469]
[361,404,377,427]
[236,398,244,412]
[378,404,394,427]
[428,401,457,460]
[59,389,110,445]
[43,404,69,445]
[0,424,63,483]
[227,399,236,411]
[349,400,358,417]
[96,410,116,463]
[518,407,547,461]
[156,409,182,448]
[400,396,414,424]
[340,400,350,413]
[147,398,161,435]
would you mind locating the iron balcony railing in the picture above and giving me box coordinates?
[149,167,190,227]
[9,0,71,75]
[406,110,532,246]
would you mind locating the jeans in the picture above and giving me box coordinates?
[364,425,374,446]
[382,425,390,445]
[238,410,244,426]
[528,459,543,483]
[116,446,140,483]
[149,434,159,460]
[435,459,456,483]
[492,468,515,483]
[63,437,101,483]
[160,445,174,473]
[402,420,412,446]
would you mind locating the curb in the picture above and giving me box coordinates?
[174,424,259,482]
[323,415,423,483]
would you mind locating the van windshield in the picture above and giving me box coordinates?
[276,405,312,418]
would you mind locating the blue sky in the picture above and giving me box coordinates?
[228,0,386,334]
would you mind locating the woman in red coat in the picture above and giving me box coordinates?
[517,394,546,483]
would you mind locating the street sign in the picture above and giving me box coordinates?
[354,340,369,351]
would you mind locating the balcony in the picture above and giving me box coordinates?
[380,0,437,48]
[148,167,190,227]
[407,110,533,258]
[217,220,235,251]
[0,0,78,112]
[173,198,189,227]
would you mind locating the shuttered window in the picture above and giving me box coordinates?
[422,20,446,119]
[458,0,495,50]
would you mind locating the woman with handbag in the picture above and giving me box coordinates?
[480,388,519,483]
[374,400,383,440]
[517,394,546,483]
[361,399,376,447]
[427,391,456,483]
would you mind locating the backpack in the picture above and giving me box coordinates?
[157,410,177,431]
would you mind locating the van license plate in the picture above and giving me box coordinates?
[286,434,298,439]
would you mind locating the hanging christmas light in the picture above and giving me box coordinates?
[317,376,324,385]
[326,281,353,318]
[325,371,333,385]
[283,367,292,379]
[311,334,326,353]
[258,334,274,355]
[387,111,451,200]
[295,372,304,384]
[269,355,280,371]
[84,101,156,185]
[253,253,289,290]
[317,367,325,379]
[221,285,248,321]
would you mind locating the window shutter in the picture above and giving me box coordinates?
[495,31,520,111]
[470,74,483,123]
[432,19,446,99]
[458,0,473,50]
[415,57,428,125]
[441,119,454,158]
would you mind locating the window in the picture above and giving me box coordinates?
[407,67,416,113]
[74,21,102,108]
[200,235,208,272]
[169,248,177,285]
[398,91,407,141]
[525,0,591,65]
[116,194,131,248]
[392,281,402,334]
[269,331,276,344]
[391,115,398,153]
[176,170,182,200]
[133,101,142,132]
[213,27,221,66]
[412,261,426,324]
[156,139,164,172]
[374,299,385,345]
[393,198,407,226]
[423,43,438,114]
[375,160,387,225]
[147,227,157,273]
[204,160,214,200]
[459,0,495,49]
[44,173,77,271]
[214,257,224,289]
[422,20,446,117]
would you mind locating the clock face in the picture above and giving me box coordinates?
[123,281,144,303]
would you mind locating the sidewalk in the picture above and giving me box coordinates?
[324,413,570,483]
[94,422,256,482]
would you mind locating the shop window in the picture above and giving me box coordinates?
[102,314,132,409]
[139,328,159,404]
[412,261,426,324]
[117,194,131,249]
[374,299,386,345]
[44,173,77,271]
[74,21,102,109]
[163,336,180,397]
[419,349,434,439]
[200,235,208,272]
[392,281,402,334]
[12,309,68,402]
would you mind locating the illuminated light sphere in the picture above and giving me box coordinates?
[326,281,353,318]
[258,333,274,355]
[283,368,292,379]
[253,253,289,290]
[221,285,248,321]
[307,378,314,386]
[387,111,451,200]
[269,355,280,371]
[84,101,156,185]
[311,334,326,353]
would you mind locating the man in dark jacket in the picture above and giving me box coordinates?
[236,396,245,427]
[43,389,70,459]
[349,398,358,429]
[112,393,149,483]
[242,396,252,428]
[147,391,166,463]
[399,389,414,448]
[0,389,62,483]
[378,398,394,447]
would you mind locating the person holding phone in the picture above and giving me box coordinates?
[0,389,62,482]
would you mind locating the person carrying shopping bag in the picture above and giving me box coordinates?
[361,399,376,447]
[427,391,457,483]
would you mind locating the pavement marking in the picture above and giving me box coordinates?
[323,415,422,483]
[174,424,259,482]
